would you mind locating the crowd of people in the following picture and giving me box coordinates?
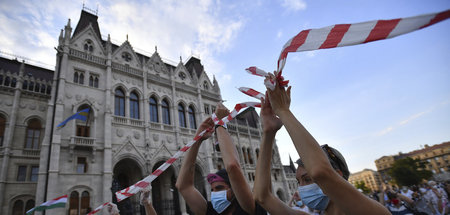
[108,72,448,215]
[365,180,450,215]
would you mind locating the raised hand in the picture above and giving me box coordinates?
[194,117,214,141]
[261,93,282,134]
[265,72,291,116]
[215,103,231,119]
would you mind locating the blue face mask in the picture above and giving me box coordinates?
[296,200,304,207]
[298,183,329,210]
[211,190,231,213]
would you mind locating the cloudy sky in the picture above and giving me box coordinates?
[1,0,449,173]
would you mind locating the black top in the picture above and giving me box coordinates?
[206,201,267,215]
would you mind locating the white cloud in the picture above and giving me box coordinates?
[277,30,283,38]
[0,0,244,79]
[281,0,307,11]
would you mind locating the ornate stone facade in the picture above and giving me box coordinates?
[0,9,290,215]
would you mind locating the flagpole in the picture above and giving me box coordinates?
[42,47,63,215]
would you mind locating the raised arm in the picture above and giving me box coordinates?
[266,73,389,215]
[253,94,306,215]
[214,103,255,214]
[175,118,214,215]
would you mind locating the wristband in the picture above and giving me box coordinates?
[215,123,227,131]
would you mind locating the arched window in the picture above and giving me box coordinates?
[25,119,41,149]
[247,148,253,164]
[11,78,17,88]
[256,149,260,159]
[4,77,10,86]
[94,77,99,88]
[162,99,170,125]
[40,85,46,94]
[84,40,94,53]
[0,74,3,85]
[28,82,34,91]
[178,104,186,128]
[12,200,24,215]
[25,200,35,213]
[188,106,196,129]
[76,105,92,137]
[69,191,79,215]
[74,72,79,83]
[79,73,84,85]
[114,89,125,116]
[242,147,248,164]
[89,76,94,87]
[46,85,51,94]
[130,92,139,119]
[0,115,5,146]
[35,83,40,92]
[203,81,208,90]
[22,80,28,90]
[80,191,90,214]
[149,96,158,123]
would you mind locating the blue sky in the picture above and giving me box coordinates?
[1,0,449,173]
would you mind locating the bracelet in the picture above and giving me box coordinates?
[215,123,227,131]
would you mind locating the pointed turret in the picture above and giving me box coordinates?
[289,155,296,172]
[64,19,72,41]
[58,29,64,45]
[212,75,220,93]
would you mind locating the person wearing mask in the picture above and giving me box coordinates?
[176,104,266,215]
[401,186,414,199]
[253,73,390,215]
[288,191,316,214]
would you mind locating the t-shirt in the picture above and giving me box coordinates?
[387,203,413,215]
[206,201,267,215]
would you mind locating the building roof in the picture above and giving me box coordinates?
[185,56,204,78]
[231,107,259,128]
[0,57,54,82]
[407,141,450,156]
[73,10,102,42]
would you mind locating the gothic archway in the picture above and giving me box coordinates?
[112,158,143,215]
[151,161,181,215]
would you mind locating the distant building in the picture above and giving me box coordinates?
[348,169,383,192]
[374,141,450,183]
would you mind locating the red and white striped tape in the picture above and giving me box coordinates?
[277,9,450,74]
[114,128,212,202]
[212,102,261,126]
[88,202,111,215]
[239,87,265,100]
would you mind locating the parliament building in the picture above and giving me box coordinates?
[0,9,293,215]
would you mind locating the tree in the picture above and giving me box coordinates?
[355,181,371,194]
[388,157,432,186]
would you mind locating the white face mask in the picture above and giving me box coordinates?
[211,190,231,213]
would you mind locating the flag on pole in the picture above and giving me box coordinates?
[26,195,67,214]
[57,108,90,128]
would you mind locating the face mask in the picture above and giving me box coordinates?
[211,190,231,213]
[296,200,304,207]
[298,183,329,211]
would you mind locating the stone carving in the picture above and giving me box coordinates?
[125,144,132,152]
[39,105,46,112]
[75,94,82,101]
[19,102,27,108]
[29,104,36,110]
[116,128,124,137]
[6,100,13,106]
[167,135,173,143]
[65,93,72,99]
[133,131,140,139]
[153,134,159,142]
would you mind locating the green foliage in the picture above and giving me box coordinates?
[388,157,433,186]
[355,181,371,194]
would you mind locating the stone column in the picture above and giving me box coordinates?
[103,35,113,205]
[0,61,24,213]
